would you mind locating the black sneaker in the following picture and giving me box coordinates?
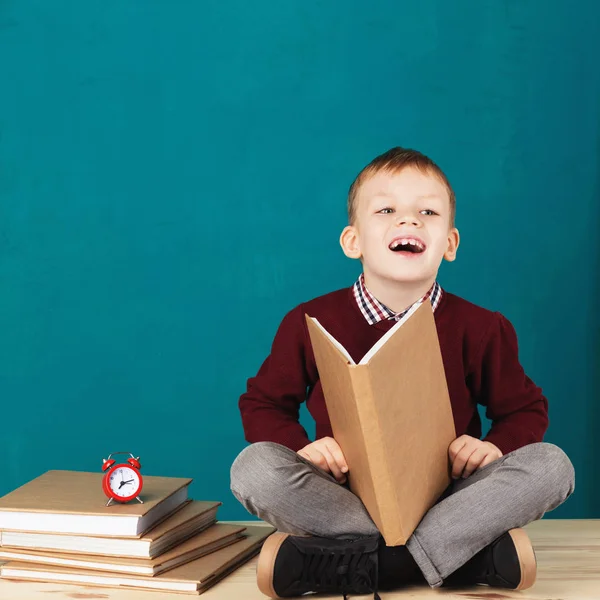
[256,532,382,599]
[443,528,537,590]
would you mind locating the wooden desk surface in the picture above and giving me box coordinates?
[0,520,598,600]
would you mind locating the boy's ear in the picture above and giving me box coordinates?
[444,227,460,262]
[340,225,362,259]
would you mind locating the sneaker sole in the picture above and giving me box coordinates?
[257,532,290,598]
[508,528,537,590]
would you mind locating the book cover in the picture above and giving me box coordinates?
[0,471,191,537]
[305,300,456,545]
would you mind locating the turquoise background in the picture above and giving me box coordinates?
[0,1,598,521]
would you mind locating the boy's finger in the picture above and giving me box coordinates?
[448,437,468,461]
[321,445,345,482]
[451,446,477,479]
[297,449,312,463]
[301,448,329,473]
[461,448,487,478]
[324,439,348,473]
[477,453,497,470]
[313,450,331,473]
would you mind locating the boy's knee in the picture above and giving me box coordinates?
[534,442,574,477]
[230,441,295,498]
[528,442,575,496]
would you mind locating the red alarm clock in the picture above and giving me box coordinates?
[101,452,144,506]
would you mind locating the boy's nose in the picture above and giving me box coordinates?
[395,216,421,227]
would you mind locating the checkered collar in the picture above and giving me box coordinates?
[352,273,443,325]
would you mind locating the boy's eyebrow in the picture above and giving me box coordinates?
[416,194,442,200]
[368,191,394,200]
[367,192,443,204]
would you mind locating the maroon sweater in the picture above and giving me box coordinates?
[239,287,549,456]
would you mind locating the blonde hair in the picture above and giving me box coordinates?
[347,147,456,227]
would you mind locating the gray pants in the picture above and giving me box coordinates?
[230,441,575,588]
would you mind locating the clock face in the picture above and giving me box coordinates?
[107,466,141,498]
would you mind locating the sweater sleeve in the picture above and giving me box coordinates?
[469,312,549,455]
[238,304,313,451]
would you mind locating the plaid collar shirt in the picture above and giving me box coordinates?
[352,273,443,325]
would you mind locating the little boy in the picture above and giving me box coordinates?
[230,147,575,598]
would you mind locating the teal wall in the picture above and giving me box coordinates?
[0,1,598,521]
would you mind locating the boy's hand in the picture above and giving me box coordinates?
[448,435,503,480]
[297,437,349,483]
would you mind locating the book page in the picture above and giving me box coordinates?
[359,300,423,365]
[308,318,355,365]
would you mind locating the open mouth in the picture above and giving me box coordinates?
[389,237,426,254]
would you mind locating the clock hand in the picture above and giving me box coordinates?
[123,479,135,485]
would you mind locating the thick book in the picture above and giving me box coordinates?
[0,471,191,537]
[0,525,276,594]
[305,300,456,545]
[0,500,219,558]
[0,523,246,576]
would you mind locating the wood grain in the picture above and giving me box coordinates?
[0,519,597,599]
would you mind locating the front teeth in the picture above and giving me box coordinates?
[390,239,423,250]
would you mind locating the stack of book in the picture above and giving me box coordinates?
[0,470,274,594]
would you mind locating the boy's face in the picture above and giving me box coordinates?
[340,167,459,286]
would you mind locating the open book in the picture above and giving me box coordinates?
[305,300,456,545]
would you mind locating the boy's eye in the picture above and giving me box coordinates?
[377,208,438,216]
